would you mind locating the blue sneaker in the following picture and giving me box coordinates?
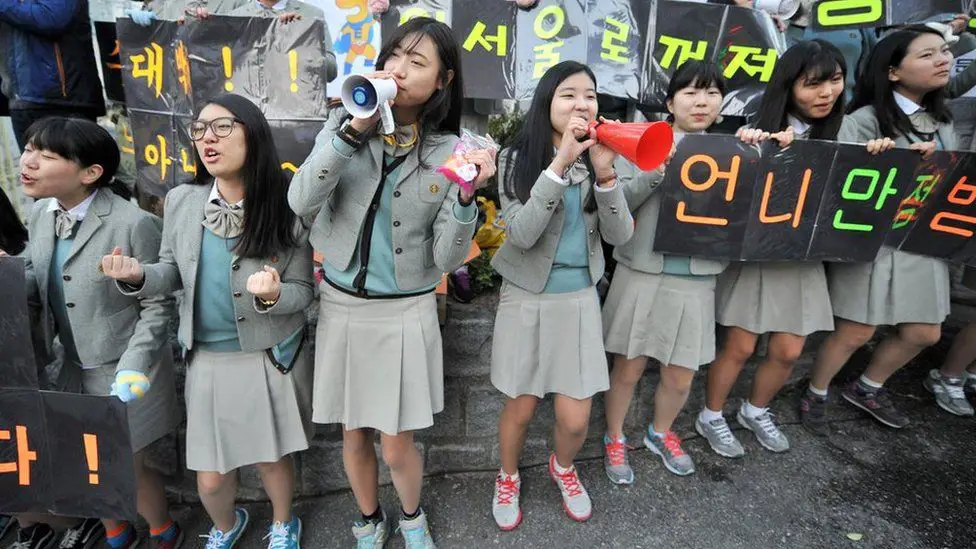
[352,510,389,548]
[264,517,301,549]
[202,508,249,549]
[398,510,436,549]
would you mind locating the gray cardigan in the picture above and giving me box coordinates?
[25,190,174,374]
[125,183,313,352]
[491,150,634,293]
[288,107,477,291]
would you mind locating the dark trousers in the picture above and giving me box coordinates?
[10,105,101,150]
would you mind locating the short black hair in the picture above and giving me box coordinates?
[24,117,120,188]
[666,60,727,102]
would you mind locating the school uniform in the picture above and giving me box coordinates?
[490,150,634,399]
[827,94,954,326]
[715,117,835,336]
[24,189,179,453]
[602,132,727,370]
[124,182,314,474]
[288,107,478,435]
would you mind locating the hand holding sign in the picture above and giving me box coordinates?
[278,12,302,24]
[865,137,896,155]
[247,266,281,303]
[910,141,938,160]
[101,247,145,285]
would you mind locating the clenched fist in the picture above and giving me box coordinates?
[246,265,281,303]
[101,247,145,285]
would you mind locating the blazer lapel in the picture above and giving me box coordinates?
[937,124,956,152]
[64,191,111,266]
[32,202,57,302]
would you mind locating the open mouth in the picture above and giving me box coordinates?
[203,147,221,163]
[20,173,36,185]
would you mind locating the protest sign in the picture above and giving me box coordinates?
[811,0,964,30]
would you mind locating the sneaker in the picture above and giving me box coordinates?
[924,369,975,417]
[964,373,976,394]
[644,430,695,476]
[492,472,522,531]
[263,517,301,549]
[695,415,745,458]
[547,454,592,522]
[1,515,15,540]
[736,408,790,453]
[397,510,435,549]
[149,523,184,549]
[351,510,389,549]
[201,508,249,549]
[603,436,634,485]
[11,523,55,549]
[58,518,105,548]
[799,391,830,437]
[842,382,910,429]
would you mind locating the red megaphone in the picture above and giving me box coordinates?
[589,121,674,172]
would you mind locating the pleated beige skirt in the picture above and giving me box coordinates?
[312,283,444,435]
[828,248,951,326]
[185,348,313,474]
[491,282,609,400]
[716,262,834,336]
[602,265,717,370]
[61,349,180,454]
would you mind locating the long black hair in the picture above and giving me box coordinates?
[376,17,463,165]
[23,117,121,189]
[189,93,297,259]
[0,190,27,256]
[753,39,847,140]
[503,61,597,207]
[848,25,952,139]
[665,60,727,125]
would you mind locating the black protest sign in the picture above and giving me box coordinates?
[94,22,126,103]
[586,0,650,100]
[452,0,517,100]
[654,134,760,261]
[118,19,185,114]
[885,150,958,248]
[0,258,39,389]
[644,1,723,108]
[0,257,136,519]
[714,7,780,118]
[812,0,964,30]
[897,153,976,261]
[513,0,588,99]
[807,143,918,261]
[129,110,180,197]
[269,120,327,180]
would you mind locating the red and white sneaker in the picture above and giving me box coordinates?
[491,470,522,530]
[548,454,592,522]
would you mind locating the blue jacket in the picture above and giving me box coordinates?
[0,0,104,111]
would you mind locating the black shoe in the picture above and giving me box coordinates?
[56,518,104,549]
[842,382,910,429]
[13,523,55,549]
[799,391,830,437]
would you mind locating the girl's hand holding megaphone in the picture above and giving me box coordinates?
[588,117,621,186]
[550,115,597,177]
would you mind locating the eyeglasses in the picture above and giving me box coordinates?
[187,117,242,141]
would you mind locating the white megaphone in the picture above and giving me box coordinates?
[341,75,397,135]
[754,0,800,18]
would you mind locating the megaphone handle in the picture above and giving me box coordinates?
[379,103,395,135]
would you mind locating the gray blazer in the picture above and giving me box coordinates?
[288,107,477,291]
[126,183,313,352]
[839,106,957,260]
[612,155,728,276]
[24,190,173,375]
[491,151,634,293]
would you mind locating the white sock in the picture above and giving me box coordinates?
[699,407,723,423]
[552,457,572,474]
[740,400,767,419]
[859,375,883,389]
[499,468,519,481]
[808,384,828,397]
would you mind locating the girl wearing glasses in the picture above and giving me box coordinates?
[103,94,314,549]
[288,17,495,548]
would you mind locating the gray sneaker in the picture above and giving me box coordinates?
[398,510,436,549]
[603,436,634,485]
[924,369,975,417]
[548,453,592,522]
[643,430,695,476]
[352,510,389,549]
[695,415,745,458]
[736,408,790,453]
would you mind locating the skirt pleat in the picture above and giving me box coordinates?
[716,262,834,336]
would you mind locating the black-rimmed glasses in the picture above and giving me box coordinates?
[187,117,243,141]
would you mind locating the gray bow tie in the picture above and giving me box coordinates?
[909,112,940,135]
[567,159,589,186]
[202,200,244,238]
[54,208,78,240]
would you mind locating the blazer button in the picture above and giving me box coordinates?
[237,316,246,322]
[66,302,75,308]
[610,207,619,214]
[455,238,463,245]
[588,229,595,235]
[232,263,240,271]
[546,205,554,211]
[547,200,555,206]
[393,191,401,198]
[318,174,326,180]
[233,291,242,298]
[393,221,401,227]
[395,248,403,254]
[62,274,71,281]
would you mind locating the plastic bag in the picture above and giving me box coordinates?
[436,130,499,195]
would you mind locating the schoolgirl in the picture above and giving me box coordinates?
[17,117,181,549]
[488,61,634,529]
[601,60,727,482]
[103,94,314,549]
[697,40,847,457]
[807,26,959,429]
[287,17,495,549]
